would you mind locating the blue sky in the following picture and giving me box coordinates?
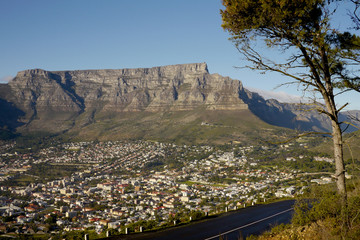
[0,0,359,110]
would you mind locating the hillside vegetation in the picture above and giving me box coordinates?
[251,179,360,240]
[310,131,360,177]
[64,109,291,145]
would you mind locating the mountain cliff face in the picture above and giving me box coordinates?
[0,63,353,140]
[8,63,249,112]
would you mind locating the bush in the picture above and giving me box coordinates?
[291,180,360,239]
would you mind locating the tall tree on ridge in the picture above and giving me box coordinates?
[221,0,360,197]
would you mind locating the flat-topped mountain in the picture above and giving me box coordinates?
[9,63,248,113]
[0,63,354,143]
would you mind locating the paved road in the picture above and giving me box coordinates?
[105,200,295,240]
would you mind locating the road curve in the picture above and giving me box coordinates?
[104,200,295,240]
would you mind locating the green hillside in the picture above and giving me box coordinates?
[310,131,360,160]
[63,108,291,145]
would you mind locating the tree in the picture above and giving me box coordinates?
[221,0,360,196]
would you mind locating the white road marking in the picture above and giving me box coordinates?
[204,207,294,240]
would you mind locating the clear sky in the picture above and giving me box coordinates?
[0,0,359,110]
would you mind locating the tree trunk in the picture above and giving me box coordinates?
[331,119,349,232]
[331,120,346,195]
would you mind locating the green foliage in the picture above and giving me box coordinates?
[124,220,158,232]
[87,202,108,211]
[346,195,360,238]
[0,128,18,140]
[144,160,164,170]
[221,0,323,43]
[279,156,334,172]
[291,182,360,238]
[4,163,83,186]
[209,175,237,184]
[62,231,87,240]
[269,223,291,235]
[13,133,57,152]
[190,210,205,221]
[2,215,15,222]
[2,162,84,187]
[293,195,341,226]
[44,214,57,224]
[221,0,360,96]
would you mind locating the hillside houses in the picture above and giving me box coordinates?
[0,140,334,237]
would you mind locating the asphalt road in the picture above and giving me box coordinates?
[105,200,295,240]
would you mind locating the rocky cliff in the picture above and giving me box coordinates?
[0,63,354,140]
[8,63,249,112]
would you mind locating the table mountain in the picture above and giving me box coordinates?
[0,63,355,142]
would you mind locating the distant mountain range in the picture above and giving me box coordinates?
[0,63,358,143]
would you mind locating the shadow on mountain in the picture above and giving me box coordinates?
[49,72,85,111]
[243,92,331,132]
[0,98,25,139]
